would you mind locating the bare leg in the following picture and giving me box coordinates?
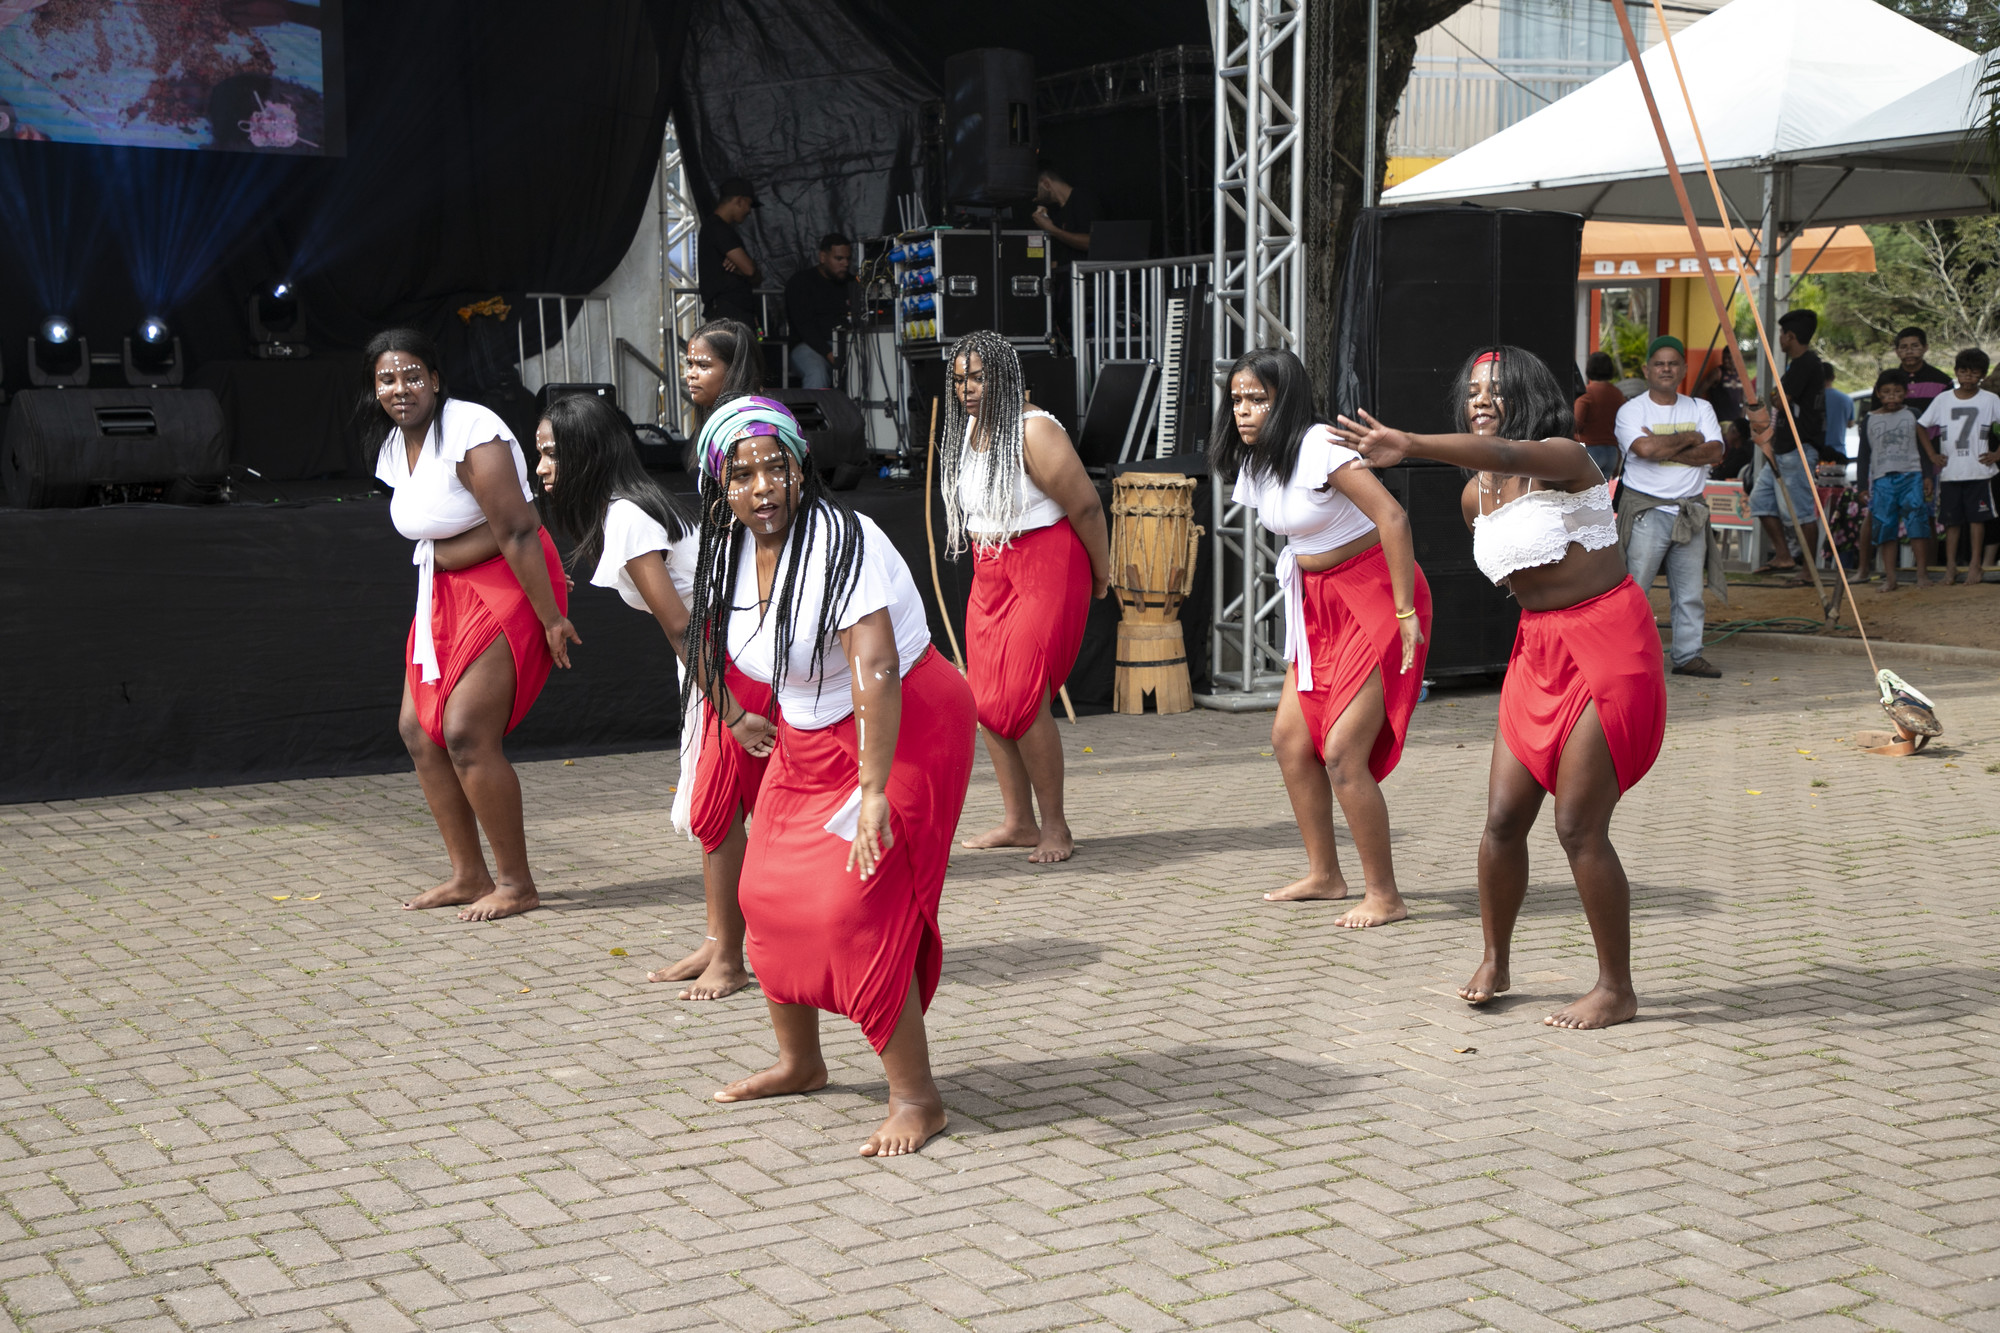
[1013,707,1074,862]
[1913,536,1934,587]
[437,639,539,922]
[1265,665,1350,903]
[1323,672,1408,928]
[1970,521,1987,581]
[862,977,948,1157]
[1944,525,1963,583]
[961,724,1042,852]
[1460,733,1545,1004]
[713,1001,827,1102]
[398,676,496,909]
[670,815,752,999]
[1756,515,1797,569]
[1877,538,1899,592]
[1543,705,1638,1030]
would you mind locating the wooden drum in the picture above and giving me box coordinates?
[1108,474,1203,715]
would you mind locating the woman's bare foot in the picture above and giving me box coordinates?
[402,872,493,911]
[1458,959,1510,1004]
[680,960,751,1001]
[860,1096,947,1157]
[648,941,714,984]
[714,1059,828,1103]
[1877,579,1897,593]
[962,822,1040,850]
[458,885,538,921]
[1544,985,1637,1029]
[1029,823,1075,864]
[1264,871,1350,902]
[1332,889,1408,928]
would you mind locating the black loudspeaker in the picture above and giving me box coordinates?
[766,388,868,488]
[3,388,228,508]
[944,49,1037,207]
[1335,207,1584,434]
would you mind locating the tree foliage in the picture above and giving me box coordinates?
[1816,219,2000,379]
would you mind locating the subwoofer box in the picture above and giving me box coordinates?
[3,388,228,508]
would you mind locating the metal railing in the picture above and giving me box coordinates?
[517,294,615,395]
[1388,56,1619,157]
[1070,254,1218,433]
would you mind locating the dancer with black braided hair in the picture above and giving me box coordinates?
[939,331,1108,864]
[530,392,769,1001]
[687,396,976,1156]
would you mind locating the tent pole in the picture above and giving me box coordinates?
[1362,0,1379,208]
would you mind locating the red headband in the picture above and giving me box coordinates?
[1472,352,1502,368]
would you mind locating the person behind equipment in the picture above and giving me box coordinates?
[1220,348,1431,928]
[698,176,760,328]
[688,396,977,1157]
[1030,164,1093,264]
[1334,346,1667,1030]
[532,392,770,1001]
[939,331,1110,865]
[783,232,856,391]
[364,328,580,924]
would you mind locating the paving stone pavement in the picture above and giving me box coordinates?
[3,640,1998,1333]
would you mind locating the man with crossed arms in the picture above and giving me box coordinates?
[1615,335,1728,679]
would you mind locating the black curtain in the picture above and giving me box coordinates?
[0,0,688,391]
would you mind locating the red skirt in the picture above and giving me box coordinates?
[685,663,777,854]
[967,519,1091,740]
[1295,544,1432,779]
[739,649,976,1051]
[1499,576,1667,795]
[405,529,566,749]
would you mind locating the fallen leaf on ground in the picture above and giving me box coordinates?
[1453,1046,1477,1054]
[519,987,531,993]
[301,894,321,901]
[563,760,576,766]
[269,894,290,902]
[1745,789,1762,795]
[1082,746,1093,753]
[609,948,628,957]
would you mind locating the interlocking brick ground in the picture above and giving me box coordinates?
[3,639,1997,1332]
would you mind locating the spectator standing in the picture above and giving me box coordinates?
[1860,369,1939,592]
[1749,309,1837,581]
[1820,364,1864,568]
[698,177,760,328]
[1894,326,1955,423]
[1917,348,2000,584]
[1573,350,1627,480]
[783,233,857,390]
[1614,335,1727,679]
[1823,363,1855,461]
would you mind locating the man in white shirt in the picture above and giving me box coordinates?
[1614,336,1727,679]
[1917,347,2000,584]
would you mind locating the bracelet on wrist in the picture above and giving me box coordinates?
[1395,606,1417,620]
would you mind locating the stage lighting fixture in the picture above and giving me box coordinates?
[27,316,89,388]
[123,316,183,388]
[249,278,310,359]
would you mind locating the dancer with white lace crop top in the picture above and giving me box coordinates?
[530,391,767,1002]
[939,332,1110,865]
[1334,345,1667,1031]
[1216,348,1432,929]
[366,328,580,924]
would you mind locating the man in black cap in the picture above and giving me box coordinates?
[699,176,761,327]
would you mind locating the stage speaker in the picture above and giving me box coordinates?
[1376,462,1521,677]
[765,388,868,489]
[944,49,1037,207]
[3,388,227,508]
[1335,207,1584,435]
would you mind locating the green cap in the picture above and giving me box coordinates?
[1647,335,1686,359]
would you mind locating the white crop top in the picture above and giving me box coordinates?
[1231,424,1380,693]
[959,409,1068,538]
[1472,482,1619,585]
[1230,424,1377,552]
[725,508,934,731]
[591,497,698,612]
[373,400,535,683]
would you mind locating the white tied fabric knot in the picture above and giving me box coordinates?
[1276,547,1316,692]
[410,540,441,683]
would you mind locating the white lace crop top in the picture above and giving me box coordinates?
[958,409,1067,537]
[1471,482,1618,584]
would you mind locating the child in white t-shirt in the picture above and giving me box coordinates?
[1917,348,2000,584]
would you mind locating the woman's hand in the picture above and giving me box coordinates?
[729,710,776,758]
[544,616,582,668]
[847,789,893,878]
[1397,613,1425,675]
[1333,411,1412,468]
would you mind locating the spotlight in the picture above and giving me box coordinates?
[123,316,182,387]
[249,278,310,359]
[28,315,89,387]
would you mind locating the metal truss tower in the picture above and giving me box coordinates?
[1208,0,1305,700]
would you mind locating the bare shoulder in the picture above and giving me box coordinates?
[1459,475,1480,530]
[1543,436,1603,492]
[1023,410,1073,449]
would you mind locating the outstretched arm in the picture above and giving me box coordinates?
[1332,411,1599,490]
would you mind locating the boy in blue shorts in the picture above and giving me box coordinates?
[1861,369,1940,591]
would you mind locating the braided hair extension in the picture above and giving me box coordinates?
[538,393,694,575]
[680,397,865,722]
[937,329,1027,555]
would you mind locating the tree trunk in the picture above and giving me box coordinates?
[1303,0,1477,401]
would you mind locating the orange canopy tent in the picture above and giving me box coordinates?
[1580,223,1876,278]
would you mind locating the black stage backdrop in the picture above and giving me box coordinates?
[0,0,686,417]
